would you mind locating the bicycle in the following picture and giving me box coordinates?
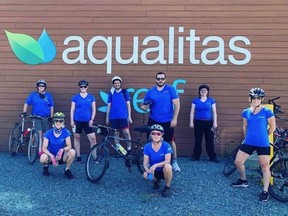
[85,124,150,183]
[8,114,44,164]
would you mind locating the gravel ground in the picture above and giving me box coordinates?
[0,152,287,216]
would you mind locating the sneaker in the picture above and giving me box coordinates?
[153,179,160,190]
[42,166,49,176]
[161,186,172,197]
[76,157,82,163]
[259,191,269,202]
[172,162,181,172]
[64,169,75,179]
[231,179,249,188]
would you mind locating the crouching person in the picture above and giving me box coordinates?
[143,124,173,197]
[40,112,76,179]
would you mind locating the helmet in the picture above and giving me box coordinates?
[53,112,65,120]
[150,124,164,133]
[78,80,89,87]
[249,88,265,98]
[199,84,209,92]
[36,79,47,87]
[112,76,122,83]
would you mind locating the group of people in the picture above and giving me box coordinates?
[21,74,274,201]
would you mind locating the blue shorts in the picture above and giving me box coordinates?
[148,118,175,142]
[74,121,93,134]
[109,118,129,130]
[240,144,270,156]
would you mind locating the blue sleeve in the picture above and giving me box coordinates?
[25,92,34,105]
[90,94,96,102]
[47,92,54,107]
[265,108,274,119]
[144,88,151,101]
[125,90,130,101]
[107,93,112,103]
[143,143,151,156]
[164,142,173,154]
[169,86,179,100]
[71,94,77,102]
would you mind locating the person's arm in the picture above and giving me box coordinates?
[106,103,111,125]
[212,103,217,128]
[242,118,248,137]
[64,136,72,152]
[267,116,276,136]
[50,107,54,118]
[89,101,96,127]
[171,98,180,127]
[70,102,75,127]
[42,137,54,158]
[23,103,28,113]
[189,103,195,128]
[143,154,151,173]
[127,101,133,124]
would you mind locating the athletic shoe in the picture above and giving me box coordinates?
[161,186,172,197]
[64,169,75,179]
[76,157,82,163]
[259,191,269,202]
[153,179,160,190]
[231,179,249,188]
[43,166,49,176]
[172,162,181,172]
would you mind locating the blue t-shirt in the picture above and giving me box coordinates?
[44,128,71,156]
[108,89,130,119]
[144,85,179,122]
[242,107,274,147]
[25,91,54,117]
[143,141,173,171]
[72,93,96,122]
[192,97,215,121]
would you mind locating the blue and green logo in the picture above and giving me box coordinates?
[5,29,56,65]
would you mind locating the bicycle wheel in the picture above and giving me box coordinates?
[269,158,288,202]
[223,144,241,177]
[86,143,110,183]
[27,129,39,165]
[135,147,145,175]
[8,124,21,156]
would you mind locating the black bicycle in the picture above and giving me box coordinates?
[85,124,150,183]
[8,114,44,164]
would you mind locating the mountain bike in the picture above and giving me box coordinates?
[85,124,150,183]
[8,114,44,164]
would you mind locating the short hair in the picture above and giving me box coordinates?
[156,72,166,78]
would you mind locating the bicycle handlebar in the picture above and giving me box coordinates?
[19,114,47,120]
[268,97,284,115]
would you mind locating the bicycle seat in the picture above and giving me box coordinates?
[133,125,150,133]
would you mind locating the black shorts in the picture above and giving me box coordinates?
[148,118,175,142]
[239,144,270,156]
[74,121,93,134]
[154,170,164,180]
[109,118,129,130]
[49,151,65,165]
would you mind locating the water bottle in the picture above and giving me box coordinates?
[148,173,154,181]
[72,125,76,133]
[24,128,31,142]
[116,144,127,156]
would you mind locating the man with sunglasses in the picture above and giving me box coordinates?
[141,72,181,172]
[22,79,54,154]
[40,112,76,179]
[231,88,276,202]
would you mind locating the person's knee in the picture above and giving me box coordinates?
[68,149,76,158]
[74,135,81,142]
[260,163,270,172]
[40,154,49,164]
[163,164,172,173]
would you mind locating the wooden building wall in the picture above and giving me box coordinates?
[0,0,288,156]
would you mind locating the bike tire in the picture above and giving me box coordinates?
[268,158,288,203]
[223,144,241,177]
[85,143,110,183]
[8,124,21,157]
[136,147,145,175]
[27,129,39,165]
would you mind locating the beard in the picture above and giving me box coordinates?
[156,81,165,87]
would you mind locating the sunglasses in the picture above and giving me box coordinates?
[156,77,165,81]
[151,132,162,136]
[54,120,64,123]
[80,86,88,89]
[38,85,45,87]
[251,96,262,100]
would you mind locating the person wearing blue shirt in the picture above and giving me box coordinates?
[106,76,133,153]
[189,84,219,162]
[22,79,54,154]
[143,124,173,197]
[40,112,76,179]
[141,72,181,172]
[70,80,97,163]
[231,88,276,202]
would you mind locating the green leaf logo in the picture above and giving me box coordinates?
[5,29,56,65]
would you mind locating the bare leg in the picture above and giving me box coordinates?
[163,164,173,187]
[170,140,177,160]
[87,133,97,149]
[259,155,271,191]
[234,150,250,180]
[63,149,76,169]
[73,133,81,157]
[122,128,131,151]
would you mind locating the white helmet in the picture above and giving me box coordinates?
[112,76,122,83]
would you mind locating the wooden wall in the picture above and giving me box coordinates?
[0,0,288,156]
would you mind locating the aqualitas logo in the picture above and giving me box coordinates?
[5,29,56,65]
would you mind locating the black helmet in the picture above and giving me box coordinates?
[78,80,89,87]
[150,124,164,133]
[36,79,47,87]
[198,84,209,92]
[249,88,265,98]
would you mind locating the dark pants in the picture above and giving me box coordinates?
[193,120,217,160]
